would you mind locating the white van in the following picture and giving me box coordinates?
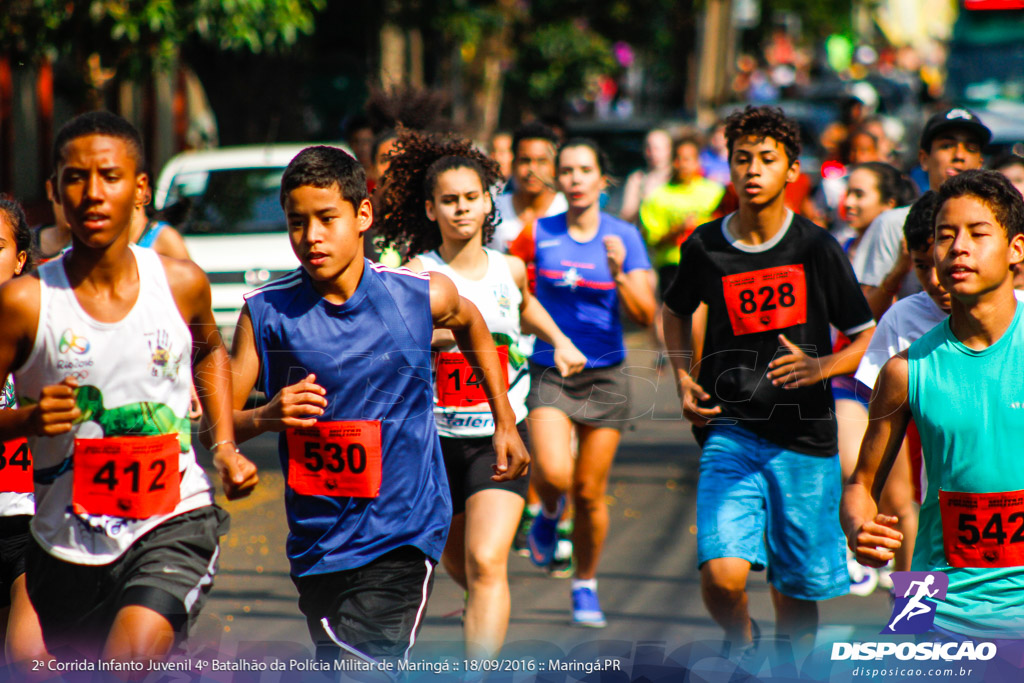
[153,143,350,343]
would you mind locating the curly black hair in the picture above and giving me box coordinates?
[724,105,801,164]
[375,127,502,258]
[0,195,36,273]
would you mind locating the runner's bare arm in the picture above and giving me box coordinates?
[840,351,911,568]
[430,271,530,481]
[223,304,327,442]
[604,235,656,327]
[404,257,456,347]
[152,225,191,261]
[507,255,586,377]
[662,304,721,427]
[165,257,258,500]
[0,276,82,440]
[767,326,876,389]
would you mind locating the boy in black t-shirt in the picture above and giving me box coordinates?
[662,106,875,656]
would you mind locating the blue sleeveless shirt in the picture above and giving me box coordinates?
[244,261,451,576]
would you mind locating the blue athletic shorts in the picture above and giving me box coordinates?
[696,424,848,601]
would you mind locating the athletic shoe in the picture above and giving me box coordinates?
[877,560,894,590]
[512,507,537,557]
[548,519,574,577]
[848,551,878,597]
[528,498,563,568]
[571,586,606,628]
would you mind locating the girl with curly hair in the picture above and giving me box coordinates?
[378,129,586,658]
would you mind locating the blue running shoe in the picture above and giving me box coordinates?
[528,498,563,567]
[571,586,606,628]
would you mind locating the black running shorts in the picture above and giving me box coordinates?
[291,546,435,663]
[0,515,31,609]
[26,505,229,654]
[440,421,530,514]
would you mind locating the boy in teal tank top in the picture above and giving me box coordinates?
[843,169,1024,638]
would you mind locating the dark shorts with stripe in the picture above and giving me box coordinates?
[526,361,632,430]
[292,546,435,663]
[26,505,229,655]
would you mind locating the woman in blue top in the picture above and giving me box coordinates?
[525,139,656,626]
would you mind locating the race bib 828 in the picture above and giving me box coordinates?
[722,265,807,336]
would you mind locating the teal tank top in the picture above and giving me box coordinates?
[908,301,1024,638]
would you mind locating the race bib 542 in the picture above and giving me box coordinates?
[939,489,1024,568]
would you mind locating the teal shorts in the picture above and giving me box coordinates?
[696,424,847,601]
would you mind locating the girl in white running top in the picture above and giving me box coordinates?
[0,198,50,670]
[377,129,586,659]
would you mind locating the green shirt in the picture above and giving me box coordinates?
[639,177,724,268]
[908,301,1024,638]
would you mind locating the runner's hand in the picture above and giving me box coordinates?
[767,334,825,389]
[31,376,81,436]
[552,342,587,378]
[257,374,327,431]
[490,421,530,482]
[678,374,721,427]
[604,236,626,280]
[212,444,259,500]
[851,513,902,568]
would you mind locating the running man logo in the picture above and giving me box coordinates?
[58,329,91,355]
[883,571,949,634]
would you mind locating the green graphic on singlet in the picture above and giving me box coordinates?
[493,333,526,370]
[21,385,190,452]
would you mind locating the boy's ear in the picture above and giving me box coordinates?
[357,198,373,234]
[1009,232,1024,268]
[785,157,800,184]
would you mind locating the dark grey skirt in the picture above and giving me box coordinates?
[526,361,631,430]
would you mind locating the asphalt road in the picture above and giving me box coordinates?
[181,348,894,682]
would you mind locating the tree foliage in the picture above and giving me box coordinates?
[2,0,326,73]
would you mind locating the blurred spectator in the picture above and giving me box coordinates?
[619,129,672,224]
[490,122,566,253]
[639,133,724,298]
[820,96,867,162]
[992,154,1024,197]
[699,120,731,186]
[490,130,515,184]
[344,114,375,176]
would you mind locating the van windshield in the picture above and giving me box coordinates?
[162,168,286,235]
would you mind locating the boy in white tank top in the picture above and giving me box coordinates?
[0,112,258,661]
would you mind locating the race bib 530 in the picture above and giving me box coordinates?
[286,421,382,498]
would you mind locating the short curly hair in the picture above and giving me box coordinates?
[724,106,801,165]
[375,127,502,258]
[935,169,1024,240]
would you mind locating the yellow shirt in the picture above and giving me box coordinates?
[639,177,725,267]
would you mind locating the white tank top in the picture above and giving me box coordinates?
[0,377,33,517]
[15,245,213,565]
[417,248,528,437]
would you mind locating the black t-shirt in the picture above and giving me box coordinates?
[664,212,874,456]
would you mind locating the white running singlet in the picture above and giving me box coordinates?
[15,245,213,564]
[417,248,528,437]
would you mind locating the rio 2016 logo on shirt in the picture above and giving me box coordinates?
[58,329,90,355]
[884,571,949,634]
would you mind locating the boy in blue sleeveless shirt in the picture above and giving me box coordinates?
[225,146,529,663]
[844,170,1024,640]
